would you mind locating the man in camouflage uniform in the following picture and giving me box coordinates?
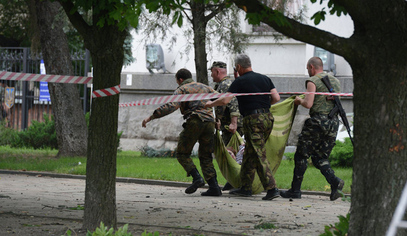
[205,54,281,201]
[280,57,345,201]
[209,61,244,191]
[209,61,243,145]
[142,68,222,196]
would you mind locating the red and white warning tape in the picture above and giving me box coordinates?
[0,71,119,98]
[0,71,92,84]
[119,91,353,107]
[1,71,353,102]
[92,85,121,98]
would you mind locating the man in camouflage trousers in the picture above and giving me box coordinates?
[142,68,222,196]
[280,57,345,201]
[209,61,243,145]
[205,54,281,201]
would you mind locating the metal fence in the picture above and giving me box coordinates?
[0,47,91,130]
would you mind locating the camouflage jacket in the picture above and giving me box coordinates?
[151,78,215,122]
[214,76,243,128]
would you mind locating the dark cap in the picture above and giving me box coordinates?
[209,61,227,70]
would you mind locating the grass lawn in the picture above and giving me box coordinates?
[0,146,352,194]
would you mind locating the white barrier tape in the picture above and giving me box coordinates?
[0,71,92,84]
[92,85,121,98]
[119,91,353,107]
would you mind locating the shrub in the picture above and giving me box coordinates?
[85,222,133,236]
[330,138,353,168]
[11,115,58,149]
[0,122,19,146]
[141,146,176,158]
[320,213,349,236]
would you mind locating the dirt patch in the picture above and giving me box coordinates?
[0,171,350,235]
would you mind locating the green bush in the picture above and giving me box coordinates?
[62,222,133,236]
[0,122,19,146]
[320,213,349,236]
[11,115,58,149]
[330,138,353,167]
[141,146,176,158]
[86,222,133,236]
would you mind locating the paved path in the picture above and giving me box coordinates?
[0,171,350,235]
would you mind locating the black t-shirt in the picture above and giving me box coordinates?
[228,71,275,114]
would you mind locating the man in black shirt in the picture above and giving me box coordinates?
[205,54,281,200]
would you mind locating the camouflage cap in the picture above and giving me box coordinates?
[209,61,227,70]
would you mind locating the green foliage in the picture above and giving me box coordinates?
[141,146,176,158]
[330,138,353,168]
[141,230,170,236]
[0,0,31,46]
[86,222,133,236]
[68,205,85,210]
[283,152,294,161]
[246,9,289,27]
[254,221,277,229]
[320,213,349,236]
[0,123,19,146]
[310,10,326,25]
[310,0,348,25]
[67,0,141,31]
[11,115,58,150]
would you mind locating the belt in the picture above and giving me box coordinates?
[243,108,270,117]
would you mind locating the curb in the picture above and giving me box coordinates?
[0,169,350,198]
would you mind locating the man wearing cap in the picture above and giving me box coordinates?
[205,54,281,201]
[209,61,244,191]
[209,61,244,145]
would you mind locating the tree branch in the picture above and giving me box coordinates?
[205,3,226,22]
[57,0,92,40]
[183,2,193,23]
[231,0,358,60]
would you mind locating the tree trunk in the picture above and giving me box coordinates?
[190,1,208,85]
[33,0,87,157]
[82,26,127,231]
[347,31,407,235]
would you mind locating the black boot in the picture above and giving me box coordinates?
[280,162,305,199]
[262,188,280,200]
[330,177,345,201]
[280,188,301,199]
[201,177,222,196]
[222,182,233,191]
[320,165,344,200]
[185,168,205,194]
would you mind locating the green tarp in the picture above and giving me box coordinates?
[214,96,298,194]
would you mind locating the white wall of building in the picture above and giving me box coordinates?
[122,1,354,77]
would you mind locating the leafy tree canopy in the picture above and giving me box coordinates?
[59,0,141,30]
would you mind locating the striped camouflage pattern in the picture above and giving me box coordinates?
[240,112,277,191]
